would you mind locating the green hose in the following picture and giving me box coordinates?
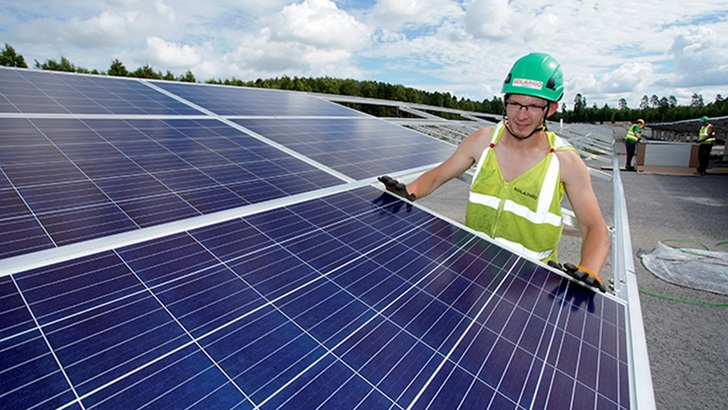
[639,288,728,307]
[661,238,710,257]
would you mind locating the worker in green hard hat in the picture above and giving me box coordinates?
[380,52,610,292]
[696,116,715,175]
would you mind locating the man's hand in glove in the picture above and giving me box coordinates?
[548,261,607,293]
[378,175,416,201]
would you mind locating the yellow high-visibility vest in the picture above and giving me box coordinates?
[699,124,715,145]
[625,124,640,143]
[465,122,574,264]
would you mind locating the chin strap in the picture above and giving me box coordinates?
[503,118,547,140]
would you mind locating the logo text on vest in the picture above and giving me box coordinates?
[514,187,538,201]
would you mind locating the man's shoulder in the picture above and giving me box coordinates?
[547,131,574,151]
[468,125,496,142]
[461,125,497,157]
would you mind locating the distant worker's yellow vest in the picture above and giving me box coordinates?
[699,124,715,145]
[625,124,640,143]
[465,122,574,264]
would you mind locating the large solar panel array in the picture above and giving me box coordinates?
[0,69,454,259]
[1,68,635,409]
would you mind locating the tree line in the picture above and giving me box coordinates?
[2,43,726,124]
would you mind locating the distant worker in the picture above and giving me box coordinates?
[696,116,715,175]
[624,119,644,171]
[379,52,610,292]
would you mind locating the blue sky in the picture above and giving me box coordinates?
[1,0,726,108]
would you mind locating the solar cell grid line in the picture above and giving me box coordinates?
[0,185,629,409]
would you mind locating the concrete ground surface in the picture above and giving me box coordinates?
[415,162,728,410]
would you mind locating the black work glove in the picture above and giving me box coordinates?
[378,175,416,201]
[548,261,607,293]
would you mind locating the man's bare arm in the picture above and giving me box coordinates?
[559,151,610,273]
[406,127,492,200]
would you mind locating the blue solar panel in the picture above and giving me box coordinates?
[0,117,343,258]
[0,186,629,409]
[0,68,202,115]
[235,118,455,180]
[152,80,367,117]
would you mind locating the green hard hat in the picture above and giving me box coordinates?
[700,116,709,122]
[502,52,564,102]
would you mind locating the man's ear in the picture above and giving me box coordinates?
[546,101,559,117]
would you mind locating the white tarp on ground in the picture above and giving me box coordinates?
[639,241,728,295]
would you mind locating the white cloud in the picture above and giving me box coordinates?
[65,11,147,47]
[205,0,373,81]
[266,0,371,50]
[464,0,514,39]
[599,62,656,93]
[370,0,461,29]
[144,37,201,68]
[668,27,728,87]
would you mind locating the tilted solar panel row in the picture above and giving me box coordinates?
[0,68,455,259]
[1,187,628,409]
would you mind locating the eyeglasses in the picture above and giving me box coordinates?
[505,101,549,114]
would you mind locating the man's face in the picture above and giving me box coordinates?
[504,94,550,139]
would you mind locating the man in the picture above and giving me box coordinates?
[380,52,610,291]
[624,119,644,171]
[696,116,715,175]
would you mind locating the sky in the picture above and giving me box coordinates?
[1,0,727,109]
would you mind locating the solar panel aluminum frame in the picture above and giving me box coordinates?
[610,142,656,409]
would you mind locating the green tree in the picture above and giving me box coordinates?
[35,56,90,73]
[107,59,128,77]
[639,95,649,110]
[0,43,28,67]
[690,93,704,107]
[178,70,196,83]
[572,93,587,122]
[649,95,660,108]
[129,64,162,79]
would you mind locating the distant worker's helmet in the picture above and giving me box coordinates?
[637,119,645,125]
[502,52,564,102]
[700,116,709,122]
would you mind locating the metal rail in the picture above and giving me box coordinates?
[611,140,656,409]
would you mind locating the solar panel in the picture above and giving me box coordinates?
[0,68,201,115]
[235,118,454,180]
[152,81,367,117]
[0,117,343,258]
[0,186,628,409]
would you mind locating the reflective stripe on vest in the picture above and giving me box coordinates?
[465,121,571,263]
[493,237,554,262]
[699,124,715,144]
